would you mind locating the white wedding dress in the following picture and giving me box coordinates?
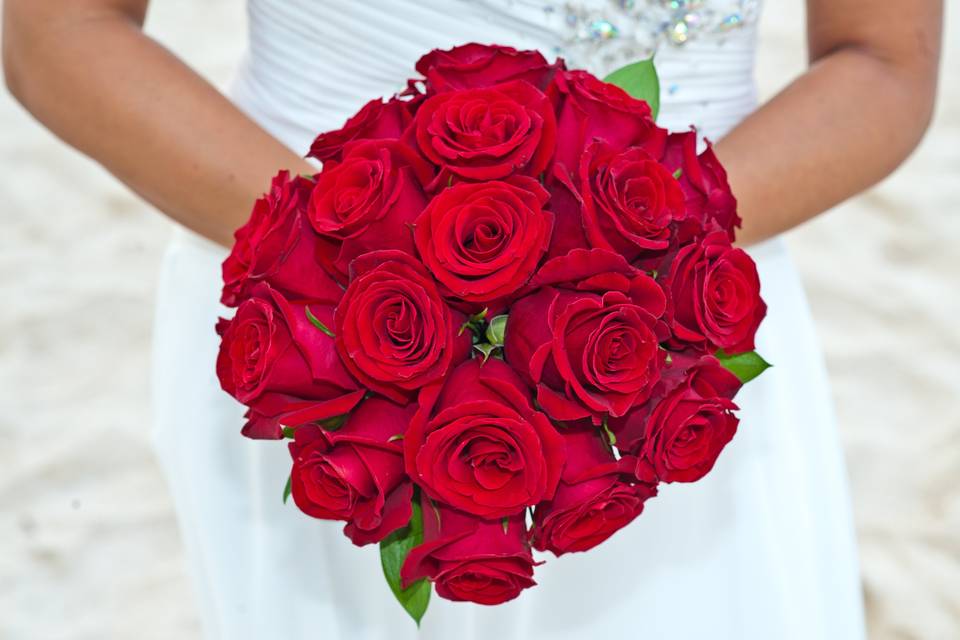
[151,1,867,638]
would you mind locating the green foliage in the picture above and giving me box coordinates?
[304,306,335,337]
[379,497,431,625]
[485,314,508,347]
[603,57,660,120]
[716,349,772,383]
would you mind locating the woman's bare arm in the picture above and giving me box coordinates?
[716,0,942,245]
[2,0,314,247]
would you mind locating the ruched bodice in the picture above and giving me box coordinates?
[231,0,761,154]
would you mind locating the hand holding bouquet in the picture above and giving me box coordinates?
[216,42,769,623]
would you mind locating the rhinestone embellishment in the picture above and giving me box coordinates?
[542,0,759,72]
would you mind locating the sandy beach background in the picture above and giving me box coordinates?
[1,1,957,638]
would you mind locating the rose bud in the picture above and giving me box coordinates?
[413,79,556,186]
[548,69,666,172]
[414,43,560,93]
[307,139,434,283]
[557,140,685,262]
[307,97,413,163]
[660,130,741,241]
[401,498,536,605]
[215,283,363,439]
[532,427,657,556]
[404,358,565,519]
[288,398,415,545]
[661,230,766,354]
[611,356,741,483]
[414,176,553,310]
[505,249,667,424]
[220,171,343,307]
[334,250,471,403]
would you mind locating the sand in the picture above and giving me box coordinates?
[1,1,957,638]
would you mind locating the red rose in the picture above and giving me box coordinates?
[532,427,656,556]
[413,80,556,185]
[662,231,766,353]
[660,130,740,240]
[549,69,666,172]
[562,141,685,260]
[307,139,434,283]
[238,393,364,442]
[216,284,363,439]
[288,398,415,545]
[609,354,741,452]
[684,355,743,400]
[414,177,552,310]
[614,357,741,483]
[334,250,471,402]
[414,43,559,93]
[401,497,536,605]
[504,249,667,423]
[307,97,413,163]
[404,358,565,519]
[221,171,343,307]
[540,165,590,262]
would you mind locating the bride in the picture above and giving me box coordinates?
[3,1,942,638]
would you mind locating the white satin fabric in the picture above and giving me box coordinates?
[151,2,867,638]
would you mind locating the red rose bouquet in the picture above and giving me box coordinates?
[216,43,769,623]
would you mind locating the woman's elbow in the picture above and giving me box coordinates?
[862,46,940,167]
[884,32,941,156]
[2,1,32,102]
[889,68,939,167]
[0,1,59,108]
[912,75,939,149]
[2,0,145,107]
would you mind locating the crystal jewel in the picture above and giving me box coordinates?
[668,21,689,43]
[535,0,759,74]
[587,19,619,40]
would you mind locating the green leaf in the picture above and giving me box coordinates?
[459,308,489,337]
[318,414,347,431]
[601,416,617,447]
[304,306,335,338]
[282,475,292,504]
[283,416,346,441]
[603,57,660,121]
[501,517,509,535]
[485,314,508,347]
[469,308,489,324]
[715,349,772,384]
[672,167,683,180]
[380,498,431,626]
[473,343,498,362]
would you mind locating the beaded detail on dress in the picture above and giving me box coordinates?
[476,0,759,76]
